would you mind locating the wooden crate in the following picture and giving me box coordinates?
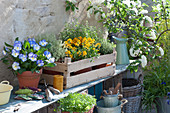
[43,50,116,89]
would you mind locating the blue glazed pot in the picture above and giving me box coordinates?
[112,36,130,65]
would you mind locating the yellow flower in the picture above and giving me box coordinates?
[82,37,87,44]
[93,48,95,50]
[65,50,71,55]
[77,50,81,56]
[78,36,83,41]
[69,54,73,59]
[95,43,101,48]
[67,38,73,43]
[87,37,93,42]
[82,51,87,56]
[72,47,77,51]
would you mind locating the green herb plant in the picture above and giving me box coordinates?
[35,34,66,62]
[57,93,96,112]
[59,21,103,41]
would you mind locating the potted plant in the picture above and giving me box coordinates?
[1,37,56,88]
[142,55,170,113]
[64,36,101,74]
[57,93,96,113]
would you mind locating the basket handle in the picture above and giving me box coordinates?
[0,80,9,84]
[138,74,143,84]
[121,99,128,108]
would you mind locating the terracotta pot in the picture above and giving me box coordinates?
[74,67,92,75]
[62,106,94,113]
[43,69,61,75]
[17,69,42,88]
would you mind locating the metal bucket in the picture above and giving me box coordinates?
[97,99,128,113]
[0,81,13,105]
[103,94,119,107]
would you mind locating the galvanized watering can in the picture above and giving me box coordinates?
[97,99,128,113]
[112,36,130,64]
[103,93,119,107]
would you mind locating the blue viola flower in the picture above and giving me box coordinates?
[33,44,40,51]
[39,39,48,47]
[167,100,170,105]
[36,60,44,67]
[14,41,22,51]
[168,92,170,96]
[161,82,166,85]
[44,51,51,59]
[12,49,20,57]
[19,54,27,62]
[46,57,55,63]
[28,52,37,61]
[12,62,20,70]
[28,38,36,47]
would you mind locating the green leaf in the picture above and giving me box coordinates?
[66,6,70,11]
[45,63,56,67]
[5,42,13,48]
[87,6,93,11]
[46,43,52,49]
[18,68,26,74]
[71,6,75,11]
[15,37,19,41]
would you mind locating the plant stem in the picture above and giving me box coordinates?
[155,29,170,44]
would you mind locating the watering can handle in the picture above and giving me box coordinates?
[121,99,128,107]
[0,80,9,84]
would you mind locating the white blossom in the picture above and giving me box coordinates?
[129,47,140,57]
[102,13,106,18]
[136,40,142,45]
[139,55,147,67]
[157,46,164,56]
[143,16,153,27]
[139,10,148,15]
[150,29,157,40]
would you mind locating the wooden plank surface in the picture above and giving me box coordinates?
[44,63,67,72]
[67,52,116,72]
[65,65,116,88]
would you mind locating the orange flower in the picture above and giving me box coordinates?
[82,51,87,56]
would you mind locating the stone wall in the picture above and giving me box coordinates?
[0,0,105,85]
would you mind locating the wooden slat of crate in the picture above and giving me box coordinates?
[67,52,116,72]
[64,64,116,89]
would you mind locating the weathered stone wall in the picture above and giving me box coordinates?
[0,0,105,85]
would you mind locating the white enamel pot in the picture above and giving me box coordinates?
[0,81,13,105]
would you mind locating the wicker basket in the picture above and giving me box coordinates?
[122,78,142,98]
[123,96,142,113]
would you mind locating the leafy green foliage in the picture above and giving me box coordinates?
[59,21,103,41]
[65,0,78,12]
[35,34,66,62]
[142,56,170,111]
[98,39,116,55]
[58,93,96,112]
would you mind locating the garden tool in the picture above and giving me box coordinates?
[48,86,60,95]
[43,79,54,102]
[113,83,121,94]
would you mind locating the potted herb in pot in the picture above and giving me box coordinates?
[1,37,56,88]
[58,93,96,113]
